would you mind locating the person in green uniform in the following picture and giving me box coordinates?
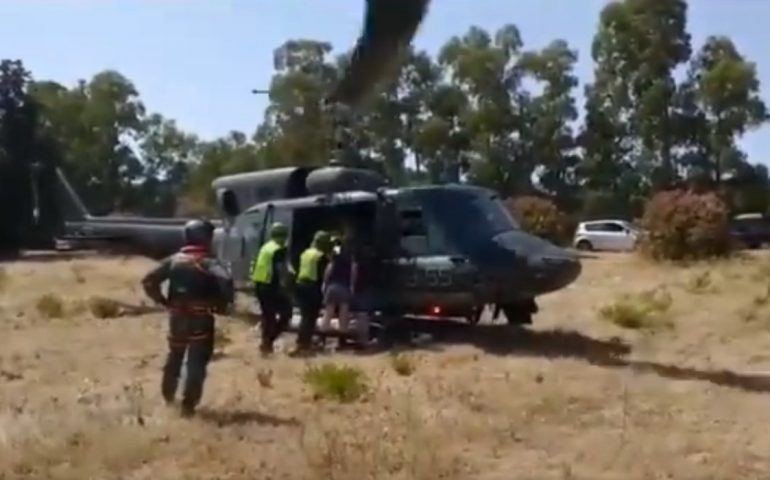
[251,222,293,356]
[292,230,333,356]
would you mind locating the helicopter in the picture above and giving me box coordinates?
[52,161,582,327]
[210,164,582,327]
[46,0,584,327]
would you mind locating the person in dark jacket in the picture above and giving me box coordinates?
[142,219,234,418]
[320,235,358,347]
[350,243,377,348]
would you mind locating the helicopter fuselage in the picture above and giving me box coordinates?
[214,183,581,324]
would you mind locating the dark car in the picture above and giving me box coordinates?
[729,213,770,249]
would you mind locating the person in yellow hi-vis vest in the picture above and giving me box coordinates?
[291,230,333,356]
[251,222,293,356]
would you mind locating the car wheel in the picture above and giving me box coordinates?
[576,240,593,251]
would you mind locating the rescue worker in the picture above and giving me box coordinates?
[292,230,333,355]
[141,219,234,418]
[251,222,293,356]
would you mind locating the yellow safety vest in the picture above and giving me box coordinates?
[251,240,282,284]
[297,247,324,283]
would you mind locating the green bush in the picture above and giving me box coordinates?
[36,293,65,319]
[302,363,368,403]
[598,288,673,332]
[389,352,416,376]
[507,196,573,245]
[87,296,122,319]
[640,189,731,261]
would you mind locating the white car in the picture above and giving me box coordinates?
[573,220,639,252]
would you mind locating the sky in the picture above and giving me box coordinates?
[2,0,770,164]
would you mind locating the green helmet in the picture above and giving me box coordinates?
[269,222,289,241]
[313,230,332,252]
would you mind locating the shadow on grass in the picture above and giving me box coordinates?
[383,319,770,394]
[196,407,301,428]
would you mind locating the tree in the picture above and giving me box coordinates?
[517,39,580,206]
[135,113,200,216]
[31,71,147,214]
[579,0,692,215]
[438,25,528,194]
[179,131,262,215]
[257,40,339,168]
[689,36,769,184]
[0,59,38,252]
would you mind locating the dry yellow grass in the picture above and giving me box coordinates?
[3,251,770,478]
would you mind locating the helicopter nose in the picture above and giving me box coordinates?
[528,246,582,292]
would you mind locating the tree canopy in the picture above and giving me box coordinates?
[1,0,768,252]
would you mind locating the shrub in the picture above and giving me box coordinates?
[87,296,122,319]
[506,196,572,245]
[302,363,368,403]
[36,293,65,319]
[389,352,416,376]
[639,189,731,261]
[598,288,673,332]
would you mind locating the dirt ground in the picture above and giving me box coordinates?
[2,251,770,479]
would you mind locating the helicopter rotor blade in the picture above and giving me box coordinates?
[327,0,431,108]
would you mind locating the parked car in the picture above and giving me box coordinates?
[573,219,639,252]
[729,213,770,249]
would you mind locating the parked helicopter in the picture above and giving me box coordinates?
[210,164,582,326]
[52,162,581,326]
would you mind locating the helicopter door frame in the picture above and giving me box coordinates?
[257,204,276,248]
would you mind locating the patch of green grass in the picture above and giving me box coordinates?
[598,288,673,332]
[390,352,416,376]
[36,293,65,319]
[302,363,368,403]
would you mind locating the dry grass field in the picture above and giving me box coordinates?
[3,250,770,479]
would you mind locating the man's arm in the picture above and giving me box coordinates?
[141,257,172,306]
[205,258,235,313]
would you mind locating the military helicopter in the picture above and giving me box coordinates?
[210,164,582,326]
[49,0,584,326]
